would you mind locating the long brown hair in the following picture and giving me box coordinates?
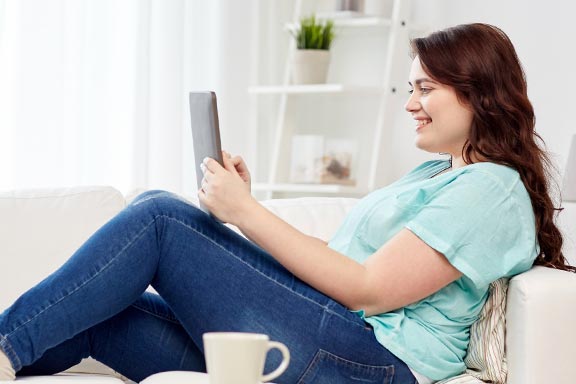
[411,23,574,272]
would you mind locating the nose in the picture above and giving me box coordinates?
[404,92,420,113]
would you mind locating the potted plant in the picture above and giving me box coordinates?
[290,15,335,84]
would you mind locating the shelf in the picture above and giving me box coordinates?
[248,84,383,95]
[253,183,367,195]
[286,17,392,31]
[328,16,393,28]
[250,0,412,199]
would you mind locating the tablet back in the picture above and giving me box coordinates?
[189,91,223,214]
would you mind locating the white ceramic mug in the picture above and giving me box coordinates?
[203,332,290,384]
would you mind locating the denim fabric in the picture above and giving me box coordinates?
[0,191,417,383]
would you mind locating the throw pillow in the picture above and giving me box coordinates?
[437,278,509,384]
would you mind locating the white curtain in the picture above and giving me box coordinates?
[0,0,253,196]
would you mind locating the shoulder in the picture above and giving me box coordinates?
[449,162,534,224]
[455,163,529,202]
[459,162,520,188]
[423,162,533,215]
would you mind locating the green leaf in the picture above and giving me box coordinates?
[292,14,335,50]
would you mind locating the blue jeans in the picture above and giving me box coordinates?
[0,191,417,383]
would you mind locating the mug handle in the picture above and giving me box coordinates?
[261,341,290,383]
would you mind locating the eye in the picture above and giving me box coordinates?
[419,87,432,94]
[408,89,414,95]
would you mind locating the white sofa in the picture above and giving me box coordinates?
[1,186,576,384]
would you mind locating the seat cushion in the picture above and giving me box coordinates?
[16,373,125,382]
[140,371,209,384]
[141,371,274,384]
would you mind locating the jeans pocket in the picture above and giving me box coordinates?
[297,349,394,384]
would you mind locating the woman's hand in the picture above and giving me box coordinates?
[198,151,257,224]
[223,151,251,192]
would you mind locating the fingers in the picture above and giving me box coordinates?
[222,150,244,168]
[232,156,248,172]
[202,157,224,173]
[200,160,215,195]
[199,156,234,192]
[223,154,240,176]
[222,151,237,169]
[204,155,239,175]
[221,150,249,173]
[197,186,208,205]
[203,152,247,179]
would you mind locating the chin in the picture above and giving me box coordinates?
[414,137,432,152]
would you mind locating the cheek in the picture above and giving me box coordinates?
[419,98,436,118]
[452,108,474,133]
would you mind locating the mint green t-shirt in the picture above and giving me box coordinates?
[328,160,538,380]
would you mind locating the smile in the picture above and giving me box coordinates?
[415,119,431,130]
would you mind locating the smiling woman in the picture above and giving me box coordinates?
[410,23,572,274]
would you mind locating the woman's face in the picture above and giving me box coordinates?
[405,56,474,158]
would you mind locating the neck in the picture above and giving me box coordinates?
[450,149,483,169]
[451,156,466,169]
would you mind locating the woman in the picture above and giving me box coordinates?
[1,23,573,384]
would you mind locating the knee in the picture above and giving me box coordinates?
[130,190,173,206]
[129,190,201,216]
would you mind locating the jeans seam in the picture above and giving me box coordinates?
[4,218,157,340]
[157,214,358,326]
[297,349,396,384]
[130,303,181,324]
[0,335,22,372]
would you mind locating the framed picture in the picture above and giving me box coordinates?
[290,135,356,185]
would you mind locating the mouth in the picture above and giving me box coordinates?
[415,119,431,131]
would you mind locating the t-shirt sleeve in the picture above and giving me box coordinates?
[405,171,536,289]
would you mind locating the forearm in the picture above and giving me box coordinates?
[235,199,369,310]
[200,153,460,316]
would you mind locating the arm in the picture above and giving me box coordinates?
[199,156,461,316]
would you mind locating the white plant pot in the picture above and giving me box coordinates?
[291,49,331,85]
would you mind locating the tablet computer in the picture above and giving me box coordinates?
[189,91,224,214]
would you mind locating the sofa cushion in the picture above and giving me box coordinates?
[0,186,126,310]
[259,197,358,240]
[15,374,125,382]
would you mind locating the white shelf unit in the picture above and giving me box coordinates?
[249,0,413,200]
[248,84,383,95]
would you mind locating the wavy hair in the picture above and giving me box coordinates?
[411,23,574,272]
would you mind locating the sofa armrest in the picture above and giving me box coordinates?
[506,266,576,384]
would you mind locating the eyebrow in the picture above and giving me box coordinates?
[408,78,438,86]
